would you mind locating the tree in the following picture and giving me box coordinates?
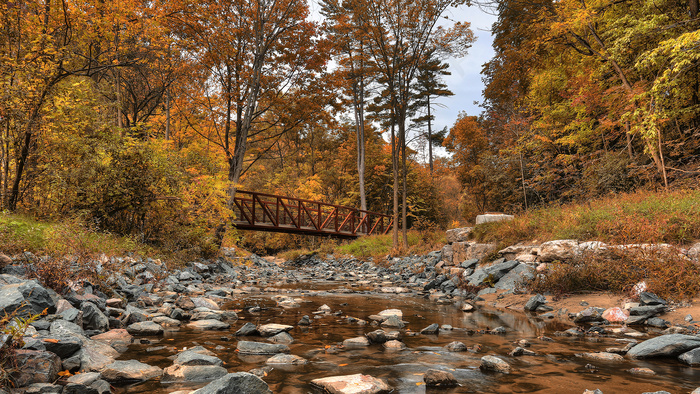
[169,0,332,244]
[348,0,472,248]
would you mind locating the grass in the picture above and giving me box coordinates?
[335,229,447,261]
[0,212,159,259]
[472,189,700,247]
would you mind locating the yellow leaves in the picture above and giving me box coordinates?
[57,370,73,377]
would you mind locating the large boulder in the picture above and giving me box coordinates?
[0,280,56,316]
[90,329,133,353]
[192,372,272,394]
[537,240,580,262]
[445,227,472,244]
[475,214,514,225]
[628,334,700,358]
[163,364,228,382]
[257,323,293,337]
[76,338,120,372]
[452,242,496,264]
[466,260,519,287]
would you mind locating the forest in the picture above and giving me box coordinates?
[1,0,699,257]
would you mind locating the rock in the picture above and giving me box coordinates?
[493,262,534,290]
[152,315,181,327]
[24,383,63,393]
[679,347,700,365]
[257,323,293,337]
[0,280,56,316]
[237,341,290,355]
[163,364,228,382]
[475,214,514,225]
[639,292,667,306]
[423,369,457,387]
[298,315,311,326]
[310,374,391,394]
[344,336,371,347]
[537,240,580,262]
[66,372,101,386]
[452,242,496,264]
[174,348,223,366]
[40,335,82,359]
[461,302,476,312]
[377,309,402,319]
[383,340,405,350]
[380,315,404,329]
[268,331,294,344]
[688,242,700,261]
[236,322,259,336]
[574,307,605,323]
[466,260,519,287]
[628,334,700,358]
[187,319,230,330]
[420,323,439,335]
[76,338,120,372]
[127,321,163,335]
[480,355,510,374]
[192,372,272,394]
[524,295,546,312]
[445,227,472,243]
[366,330,388,344]
[602,307,629,322]
[11,350,61,387]
[628,367,656,376]
[509,347,536,357]
[81,302,109,332]
[50,319,85,337]
[446,341,467,352]
[90,329,132,353]
[646,317,669,328]
[629,304,666,317]
[101,360,162,381]
[265,354,308,365]
[583,390,603,394]
[577,352,624,362]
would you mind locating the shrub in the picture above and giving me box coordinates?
[0,308,45,388]
[530,246,700,301]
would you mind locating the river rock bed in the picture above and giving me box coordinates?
[1,237,700,393]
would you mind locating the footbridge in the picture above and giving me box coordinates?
[232,190,393,239]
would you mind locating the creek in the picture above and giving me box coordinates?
[114,281,700,394]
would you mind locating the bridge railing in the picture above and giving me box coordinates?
[232,190,393,237]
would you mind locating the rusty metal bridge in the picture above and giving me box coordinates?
[232,190,393,238]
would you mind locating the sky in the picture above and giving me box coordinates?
[307,2,498,158]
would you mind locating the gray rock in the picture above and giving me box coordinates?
[476,214,513,225]
[646,317,669,328]
[480,355,510,374]
[62,383,99,394]
[11,349,62,387]
[235,322,258,336]
[524,294,547,312]
[40,335,82,359]
[76,338,120,372]
[343,336,370,347]
[629,304,666,317]
[423,369,457,387]
[493,263,535,290]
[639,292,667,306]
[24,383,63,393]
[380,315,404,329]
[187,319,229,330]
[174,348,223,366]
[265,353,308,365]
[420,323,439,335]
[163,364,228,382]
[628,334,700,358]
[50,320,84,337]
[366,330,388,344]
[466,260,519,287]
[127,321,163,335]
[257,323,293,337]
[192,372,272,394]
[679,347,700,365]
[537,240,580,262]
[101,360,162,381]
[66,372,101,386]
[574,307,605,323]
[446,227,473,243]
[81,302,109,332]
[445,341,467,352]
[0,280,56,316]
[236,340,290,355]
[383,340,406,350]
[267,331,294,344]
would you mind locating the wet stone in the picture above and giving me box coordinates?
[480,355,510,374]
[383,340,406,350]
[344,336,370,347]
[101,360,162,382]
[265,354,308,365]
[420,323,439,335]
[311,374,391,394]
[423,369,457,387]
[236,322,259,336]
[237,341,290,355]
[446,341,467,352]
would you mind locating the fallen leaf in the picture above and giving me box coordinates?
[416,382,424,386]
[338,363,348,367]
[57,370,72,377]
[43,338,59,344]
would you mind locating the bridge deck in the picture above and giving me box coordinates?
[232,190,393,238]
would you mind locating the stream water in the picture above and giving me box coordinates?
[115,284,700,393]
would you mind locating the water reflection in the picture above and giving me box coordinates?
[117,289,700,393]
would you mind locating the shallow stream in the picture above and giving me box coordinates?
[116,284,700,393]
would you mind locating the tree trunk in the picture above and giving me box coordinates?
[165,87,171,140]
[391,121,399,249]
[399,113,408,248]
[691,0,699,18]
[427,96,433,175]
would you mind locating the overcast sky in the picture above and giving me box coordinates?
[308,2,498,157]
